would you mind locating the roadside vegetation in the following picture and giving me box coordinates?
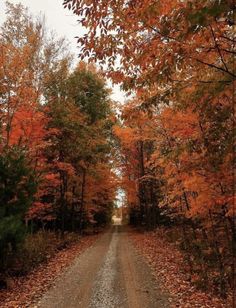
[0,1,118,289]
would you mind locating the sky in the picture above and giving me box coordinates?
[0,0,126,103]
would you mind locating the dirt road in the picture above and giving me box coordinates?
[37,225,170,308]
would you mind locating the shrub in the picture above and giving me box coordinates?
[0,147,37,272]
[7,231,80,276]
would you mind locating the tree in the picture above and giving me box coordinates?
[41,62,117,233]
[67,63,111,124]
[0,147,37,270]
[0,2,74,229]
[0,1,71,148]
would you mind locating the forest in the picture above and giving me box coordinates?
[0,1,235,307]
[0,0,118,287]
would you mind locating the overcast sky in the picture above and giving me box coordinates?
[0,0,125,103]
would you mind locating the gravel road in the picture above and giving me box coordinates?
[37,225,170,308]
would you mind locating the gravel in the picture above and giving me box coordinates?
[89,227,125,308]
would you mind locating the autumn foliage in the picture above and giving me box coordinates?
[64,0,235,299]
[0,2,118,283]
[0,0,234,303]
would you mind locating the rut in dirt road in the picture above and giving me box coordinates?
[37,225,170,308]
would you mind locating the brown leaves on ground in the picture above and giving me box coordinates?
[0,234,98,308]
[130,228,232,308]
